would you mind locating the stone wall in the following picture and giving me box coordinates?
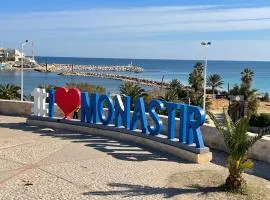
[201,124,270,164]
[0,99,269,164]
[0,100,33,116]
[0,99,64,117]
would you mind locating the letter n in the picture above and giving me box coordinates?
[114,95,130,129]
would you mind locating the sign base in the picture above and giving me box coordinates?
[26,116,212,164]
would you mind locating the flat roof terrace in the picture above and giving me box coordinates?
[0,115,269,200]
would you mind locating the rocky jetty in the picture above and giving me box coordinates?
[36,63,144,73]
[59,72,169,88]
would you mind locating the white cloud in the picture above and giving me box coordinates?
[1,5,270,60]
[1,5,270,35]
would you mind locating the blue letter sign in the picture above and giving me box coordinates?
[164,102,180,140]
[81,93,99,123]
[147,99,164,135]
[186,105,205,148]
[47,91,206,149]
[97,95,114,125]
[48,89,55,118]
[114,95,130,129]
[130,98,147,134]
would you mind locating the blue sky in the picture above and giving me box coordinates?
[1,0,270,60]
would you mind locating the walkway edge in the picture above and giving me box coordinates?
[26,118,212,164]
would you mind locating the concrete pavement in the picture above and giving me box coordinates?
[0,115,269,200]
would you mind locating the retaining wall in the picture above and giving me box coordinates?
[0,99,270,164]
[0,99,63,117]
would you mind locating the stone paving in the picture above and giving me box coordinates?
[0,115,269,200]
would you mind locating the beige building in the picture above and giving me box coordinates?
[0,47,35,66]
[6,49,24,62]
[0,48,6,62]
[0,48,25,62]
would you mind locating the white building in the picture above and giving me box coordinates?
[0,47,35,65]
[6,49,24,62]
[0,48,6,62]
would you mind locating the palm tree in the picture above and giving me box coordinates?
[0,84,21,100]
[188,62,204,93]
[206,74,224,95]
[169,79,187,99]
[169,79,183,90]
[158,89,178,102]
[120,82,148,107]
[208,110,267,191]
[240,68,254,100]
[241,68,254,91]
[240,69,257,118]
[229,69,258,120]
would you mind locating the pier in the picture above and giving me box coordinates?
[36,63,144,73]
[59,72,170,88]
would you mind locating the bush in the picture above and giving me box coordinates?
[65,82,106,94]
[249,113,270,127]
[261,92,270,102]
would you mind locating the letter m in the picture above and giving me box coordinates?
[81,92,99,123]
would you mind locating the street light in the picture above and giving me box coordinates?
[21,40,29,101]
[201,41,211,111]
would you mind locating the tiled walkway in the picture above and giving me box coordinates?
[0,115,269,200]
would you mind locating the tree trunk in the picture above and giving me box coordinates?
[225,174,246,191]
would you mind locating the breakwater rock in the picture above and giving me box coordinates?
[36,63,144,73]
[59,72,170,88]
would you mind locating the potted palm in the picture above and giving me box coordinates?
[208,110,268,192]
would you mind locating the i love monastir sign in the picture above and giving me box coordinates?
[31,87,206,149]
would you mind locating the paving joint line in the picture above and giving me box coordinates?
[0,143,72,185]
[0,142,34,151]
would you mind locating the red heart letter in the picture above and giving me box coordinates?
[55,87,81,119]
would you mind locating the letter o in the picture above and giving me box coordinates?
[97,95,114,125]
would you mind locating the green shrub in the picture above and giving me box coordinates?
[65,82,106,94]
[249,113,270,127]
[261,92,270,101]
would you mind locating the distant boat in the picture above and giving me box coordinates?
[128,61,133,67]
[27,57,37,64]
[0,63,6,69]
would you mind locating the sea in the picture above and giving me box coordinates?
[0,56,269,95]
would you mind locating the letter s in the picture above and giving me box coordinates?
[147,100,164,135]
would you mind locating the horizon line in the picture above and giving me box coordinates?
[35,55,270,63]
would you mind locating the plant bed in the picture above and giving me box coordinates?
[249,113,270,133]
[249,125,270,133]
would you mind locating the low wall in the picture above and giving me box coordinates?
[0,99,33,116]
[27,116,212,164]
[0,99,63,117]
[1,99,270,164]
[201,125,270,164]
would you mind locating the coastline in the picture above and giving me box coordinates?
[0,62,169,88]
[36,63,144,73]
[39,63,170,88]
[1,57,270,93]
[59,72,170,88]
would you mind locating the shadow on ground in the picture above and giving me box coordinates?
[0,122,187,163]
[211,150,270,180]
[83,182,223,198]
[1,121,270,180]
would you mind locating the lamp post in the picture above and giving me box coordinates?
[21,40,29,101]
[201,41,211,111]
